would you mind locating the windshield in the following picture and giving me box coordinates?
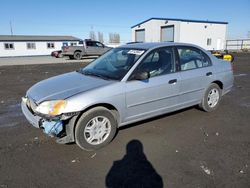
[80,48,145,80]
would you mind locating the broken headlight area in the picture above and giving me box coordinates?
[22,96,79,143]
[39,119,64,137]
[38,113,79,138]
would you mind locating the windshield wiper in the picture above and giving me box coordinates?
[81,70,112,80]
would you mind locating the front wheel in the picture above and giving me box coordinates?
[199,83,221,112]
[75,107,117,150]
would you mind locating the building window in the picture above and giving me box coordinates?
[4,43,15,50]
[135,29,145,42]
[47,42,55,49]
[161,25,174,42]
[207,38,212,46]
[62,42,68,46]
[27,42,36,49]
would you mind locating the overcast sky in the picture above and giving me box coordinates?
[0,0,249,43]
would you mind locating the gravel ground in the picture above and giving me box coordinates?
[0,54,249,188]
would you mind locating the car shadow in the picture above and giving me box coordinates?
[105,139,163,188]
[119,106,197,131]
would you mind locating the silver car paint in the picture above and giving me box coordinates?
[24,42,234,127]
[27,72,115,104]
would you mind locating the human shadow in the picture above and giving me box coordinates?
[105,140,163,188]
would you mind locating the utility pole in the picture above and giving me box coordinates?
[9,21,13,35]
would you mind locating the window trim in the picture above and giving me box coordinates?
[128,46,177,81]
[175,45,212,72]
[160,25,175,42]
[4,43,15,50]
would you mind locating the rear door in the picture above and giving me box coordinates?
[176,46,215,106]
[125,47,181,122]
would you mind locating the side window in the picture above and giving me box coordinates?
[135,48,175,78]
[177,47,211,71]
[86,41,93,47]
[95,42,104,47]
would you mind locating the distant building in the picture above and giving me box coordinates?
[0,35,81,57]
[131,18,228,50]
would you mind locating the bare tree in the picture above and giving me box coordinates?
[98,32,104,43]
[89,31,96,40]
[109,33,120,43]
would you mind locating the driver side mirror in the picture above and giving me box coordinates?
[133,71,150,80]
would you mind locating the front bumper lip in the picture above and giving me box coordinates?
[21,99,41,128]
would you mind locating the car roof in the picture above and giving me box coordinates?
[119,42,200,50]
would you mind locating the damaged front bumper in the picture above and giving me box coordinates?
[21,98,76,143]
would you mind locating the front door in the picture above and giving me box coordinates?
[125,47,181,122]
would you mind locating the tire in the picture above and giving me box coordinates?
[73,51,82,60]
[199,83,221,112]
[75,107,117,151]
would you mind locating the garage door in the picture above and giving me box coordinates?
[135,29,145,42]
[161,25,174,42]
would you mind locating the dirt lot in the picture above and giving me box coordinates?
[0,54,249,188]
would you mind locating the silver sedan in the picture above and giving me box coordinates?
[21,42,234,150]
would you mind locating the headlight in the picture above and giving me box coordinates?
[36,100,67,116]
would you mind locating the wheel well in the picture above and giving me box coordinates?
[212,80,223,89]
[75,103,120,125]
[74,50,82,54]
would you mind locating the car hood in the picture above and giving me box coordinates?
[27,71,115,104]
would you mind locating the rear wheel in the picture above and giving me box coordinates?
[75,107,117,150]
[73,51,82,60]
[199,83,221,112]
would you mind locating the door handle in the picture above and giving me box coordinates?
[206,72,212,76]
[168,79,177,84]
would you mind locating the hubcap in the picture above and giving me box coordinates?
[207,88,219,108]
[84,116,111,145]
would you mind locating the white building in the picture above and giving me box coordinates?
[0,35,81,57]
[131,18,228,50]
